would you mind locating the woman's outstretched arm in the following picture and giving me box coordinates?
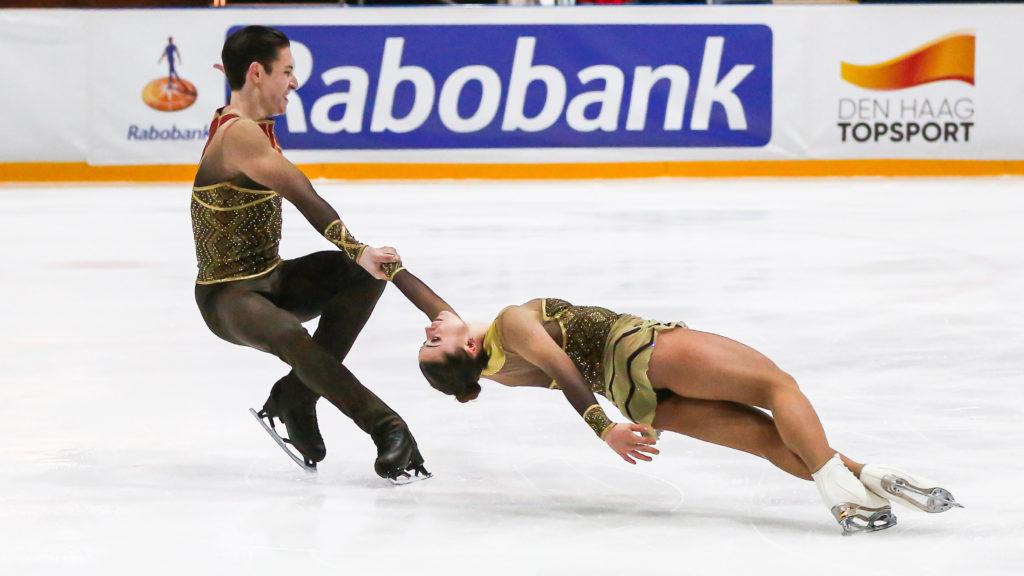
[391,268,457,320]
[499,307,659,464]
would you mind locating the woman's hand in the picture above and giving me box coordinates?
[603,423,659,464]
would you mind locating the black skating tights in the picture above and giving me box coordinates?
[195,251,402,436]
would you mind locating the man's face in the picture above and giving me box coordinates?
[262,46,298,116]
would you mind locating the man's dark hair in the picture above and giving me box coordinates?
[221,25,290,91]
[419,348,489,401]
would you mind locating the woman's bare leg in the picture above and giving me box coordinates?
[651,394,864,480]
[652,394,812,479]
[647,328,846,475]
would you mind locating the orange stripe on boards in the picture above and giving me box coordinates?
[3,161,1024,183]
[0,163,196,183]
[311,160,1024,179]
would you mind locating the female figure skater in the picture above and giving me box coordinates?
[386,265,962,534]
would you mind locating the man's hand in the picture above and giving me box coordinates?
[357,245,401,280]
[604,423,660,465]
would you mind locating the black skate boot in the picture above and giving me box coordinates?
[370,416,431,483]
[406,440,430,478]
[311,368,430,482]
[258,376,327,466]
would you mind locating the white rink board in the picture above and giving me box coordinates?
[0,5,1021,166]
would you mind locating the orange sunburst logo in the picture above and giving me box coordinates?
[142,77,197,111]
[841,31,975,91]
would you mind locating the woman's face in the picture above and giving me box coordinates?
[418,310,473,364]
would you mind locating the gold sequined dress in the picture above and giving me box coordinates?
[481,298,686,431]
[191,108,284,284]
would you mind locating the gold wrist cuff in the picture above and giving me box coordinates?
[323,219,366,261]
[583,404,614,439]
[381,262,405,281]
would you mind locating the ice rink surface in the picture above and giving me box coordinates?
[1,177,1021,575]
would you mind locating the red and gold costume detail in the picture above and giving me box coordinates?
[191,108,371,285]
[191,108,284,285]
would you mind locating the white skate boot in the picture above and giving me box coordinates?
[860,464,963,513]
[813,454,896,535]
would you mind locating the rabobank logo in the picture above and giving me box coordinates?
[142,36,198,112]
[837,31,975,144]
[241,25,772,149]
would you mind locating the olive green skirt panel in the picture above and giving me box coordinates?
[602,315,687,433]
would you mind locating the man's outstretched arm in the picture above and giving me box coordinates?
[222,119,397,278]
[224,119,340,231]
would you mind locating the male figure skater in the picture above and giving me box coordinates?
[191,25,426,481]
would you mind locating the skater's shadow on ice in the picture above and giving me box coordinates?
[375,458,825,533]
[682,507,823,534]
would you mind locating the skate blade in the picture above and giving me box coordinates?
[832,504,897,536]
[250,408,317,473]
[881,474,964,513]
[389,467,433,486]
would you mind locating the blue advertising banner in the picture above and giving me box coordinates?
[230,24,773,150]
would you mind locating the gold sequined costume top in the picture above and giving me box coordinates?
[191,108,284,285]
[482,298,685,432]
[541,298,621,393]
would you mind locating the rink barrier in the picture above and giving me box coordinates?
[6,6,1024,172]
[3,160,1023,183]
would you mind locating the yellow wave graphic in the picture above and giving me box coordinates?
[841,32,975,91]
